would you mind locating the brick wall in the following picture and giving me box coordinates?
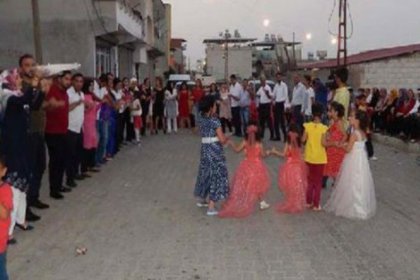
[350,52,420,91]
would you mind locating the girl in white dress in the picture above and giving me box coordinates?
[324,110,376,220]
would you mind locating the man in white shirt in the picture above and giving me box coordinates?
[239,79,251,135]
[291,74,307,130]
[273,72,289,141]
[256,77,274,139]
[94,74,110,166]
[66,73,85,187]
[303,75,315,121]
[229,74,243,137]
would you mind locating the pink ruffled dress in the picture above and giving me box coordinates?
[219,144,271,218]
[276,147,308,213]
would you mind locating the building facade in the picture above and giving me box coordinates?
[298,44,420,91]
[0,0,170,81]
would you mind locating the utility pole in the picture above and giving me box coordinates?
[292,32,296,69]
[222,29,231,82]
[31,0,43,63]
[337,0,348,67]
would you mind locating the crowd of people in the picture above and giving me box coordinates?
[0,52,418,279]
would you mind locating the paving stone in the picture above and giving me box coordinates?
[6,131,420,280]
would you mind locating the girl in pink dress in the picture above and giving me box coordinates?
[219,123,271,218]
[269,125,308,213]
[324,102,347,186]
[81,79,100,175]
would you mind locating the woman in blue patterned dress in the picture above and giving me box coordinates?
[194,95,230,216]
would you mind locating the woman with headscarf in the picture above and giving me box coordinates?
[391,89,416,136]
[381,89,399,134]
[218,121,271,218]
[0,69,44,243]
[371,88,388,132]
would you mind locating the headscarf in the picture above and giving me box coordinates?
[0,69,23,121]
[396,88,408,108]
[246,125,258,146]
[387,89,398,104]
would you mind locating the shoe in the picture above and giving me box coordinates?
[81,173,92,178]
[370,156,378,161]
[26,208,41,222]
[206,209,219,216]
[50,192,64,200]
[60,187,72,193]
[7,238,17,245]
[259,201,271,210]
[271,138,281,142]
[66,181,77,188]
[16,223,34,231]
[30,199,50,209]
[196,201,209,208]
[312,206,323,212]
[90,168,100,173]
[74,174,85,181]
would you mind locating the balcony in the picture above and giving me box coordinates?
[94,0,145,44]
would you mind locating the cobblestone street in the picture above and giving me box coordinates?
[7,131,420,280]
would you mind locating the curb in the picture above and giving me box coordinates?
[372,133,420,154]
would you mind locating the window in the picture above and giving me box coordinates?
[96,47,111,76]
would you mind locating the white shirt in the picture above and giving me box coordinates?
[305,87,315,116]
[257,84,274,104]
[292,82,307,112]
[113,90,124,113]
[273,81,290,105]
[95,87,108,120]
[229,82,242,108]
[409,99,420,114]
[131,99,142,117]
[67,86,85,133]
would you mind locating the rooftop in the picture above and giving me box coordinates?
[298,43,420,70]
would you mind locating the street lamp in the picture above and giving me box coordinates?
[331,37,338,45]
[263,19,270,28]
[305,33,312,41]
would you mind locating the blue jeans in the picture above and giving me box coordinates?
[240,107,249,134]
[0,253,8,280]
[95,119,109,165]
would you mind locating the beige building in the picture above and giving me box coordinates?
[298,43,420,91]
[0,0,170,81]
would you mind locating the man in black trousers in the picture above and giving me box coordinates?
[257,77,274,139]
[229,74,242,137]
[273,72,289,142]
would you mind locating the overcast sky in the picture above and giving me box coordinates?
[165,0,420,65]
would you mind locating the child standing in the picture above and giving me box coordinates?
[325,110,376,220]
[324,102,347,187]
[131,92,143,145]
[302,103,328,211]
[0,155,13,280]
[269,124,307,213]
[219,123,271,218]
[194,95,230,216]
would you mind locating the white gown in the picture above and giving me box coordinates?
[325,130,376,220]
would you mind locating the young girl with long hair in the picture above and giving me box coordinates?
[325,110,376,220]
[218,122,271,218]
[269,124,307,213]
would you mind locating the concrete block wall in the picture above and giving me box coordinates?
[356,52,420,91]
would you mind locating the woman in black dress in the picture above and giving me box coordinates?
[140,78,152,136]
[152,77,165,134]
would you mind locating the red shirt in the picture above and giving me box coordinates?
[0,183,12,253]
[192,88,204,104]
[397,99,416,115]
[45,83,69,134]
